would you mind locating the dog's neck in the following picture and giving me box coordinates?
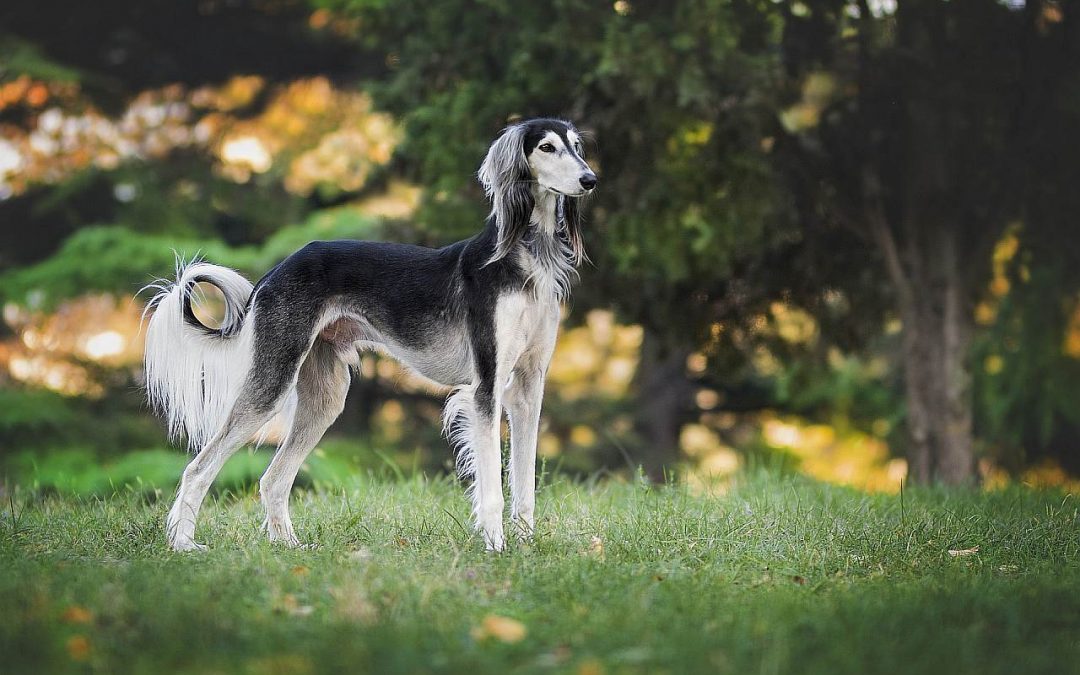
[530,187,560,235]
[518,186,576,301]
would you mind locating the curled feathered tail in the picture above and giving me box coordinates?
[143,259,255,451]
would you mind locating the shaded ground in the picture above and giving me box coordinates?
[1,473,1078,674]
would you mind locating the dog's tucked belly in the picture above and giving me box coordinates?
[319,316,472,387]
[320,318,367,344]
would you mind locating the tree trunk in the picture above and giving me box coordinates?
[899,300,934,483]
[865,180,975,485]
[896,229,976,485]
[632,328,692,482]
[936,231,975,483]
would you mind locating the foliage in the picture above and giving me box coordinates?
[1,474,1079,673]
[763,0,1080,477]
[4,445,366,496]
[974,263,1080,472]
[0,387,78,436]
[0,209,383,309]
[0,36,82,84]
[0,385,161,459]
[319,0,799,335]
[314,0,903,472]
[2,0,1080,480]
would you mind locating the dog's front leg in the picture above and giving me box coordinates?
[505,305,558,541]
[506,368,543,540]
[471,381,505,551]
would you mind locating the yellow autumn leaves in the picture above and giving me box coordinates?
[469,613,611,674]
[471,614,528,644]
[0,75,400,200]
[60,604,93,662]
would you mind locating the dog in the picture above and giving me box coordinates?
[144,118,597,552]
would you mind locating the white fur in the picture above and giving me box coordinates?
[527,130,591,196]
[443,383,479,480]
[143,260,255,451]
[505,299,559,537]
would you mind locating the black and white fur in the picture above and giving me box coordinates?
[144,118,597,552]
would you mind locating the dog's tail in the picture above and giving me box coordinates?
[143,258,256,451]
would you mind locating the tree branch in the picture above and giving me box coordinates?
[863,169,914,312]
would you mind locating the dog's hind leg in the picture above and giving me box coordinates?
[259,339,351,547]
[166,324,311,552]
[470,382,506,552]
[166,397,279,552]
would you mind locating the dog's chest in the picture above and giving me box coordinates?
[496,292,559,368]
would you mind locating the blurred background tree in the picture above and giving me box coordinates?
[1,0,1078,493]
[774,0,1080,481]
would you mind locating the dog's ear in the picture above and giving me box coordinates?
[478,124,534,263]
[559,195,587,267]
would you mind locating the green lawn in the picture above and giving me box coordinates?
[1,472,1078,674]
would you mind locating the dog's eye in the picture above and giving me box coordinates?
[538,143,555,153]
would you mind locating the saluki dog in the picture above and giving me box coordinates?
[144,118,597,552]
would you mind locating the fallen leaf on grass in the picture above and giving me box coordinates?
[66,635,91,661]
[280,593,314,617]
[349,547,372,562]
[577,657,606,675]
[290,565,309,577]
[471,614,527,643]
[330,584,378,625]
[587,536,604,560]
[60,605,93,624]
[947,546,980,557]
[750,573,773,588]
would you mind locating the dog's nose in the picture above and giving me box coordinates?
[579,173,597,190]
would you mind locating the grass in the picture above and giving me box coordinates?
[1,471,1079,674]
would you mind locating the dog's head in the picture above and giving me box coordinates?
[479,118,596,263]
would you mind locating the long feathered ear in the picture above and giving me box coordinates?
[478,124,534,263]
[559,195,587,266]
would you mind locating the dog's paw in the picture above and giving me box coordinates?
[269,534,315,549]
[169,536,208,553]
[482,530,506,553]
[166,518,206,552]
[265,517,305,548]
